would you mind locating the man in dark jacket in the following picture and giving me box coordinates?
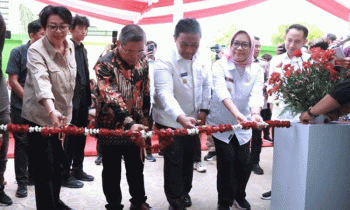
[61,14,93,188]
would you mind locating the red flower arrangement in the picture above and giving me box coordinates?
[268,47,350,114]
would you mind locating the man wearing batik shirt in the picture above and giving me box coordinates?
[94,24,153,210]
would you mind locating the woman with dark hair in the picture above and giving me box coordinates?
[21,5,75,210]
[207,30,264,210]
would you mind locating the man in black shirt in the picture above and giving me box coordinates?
[61,14,93,188]
[6,20,45,198]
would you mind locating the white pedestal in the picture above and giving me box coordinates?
[271,123,350,210]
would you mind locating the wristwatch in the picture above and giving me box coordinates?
[307,107,319,119]
[200,109,210,115]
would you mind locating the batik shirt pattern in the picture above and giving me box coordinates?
[94,48,150,144]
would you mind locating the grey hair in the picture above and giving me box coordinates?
[119,24,146,45]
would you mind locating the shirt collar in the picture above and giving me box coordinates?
[43,35,72,60]
[70,38,84,49]
[281,51,309,62]
[174,47,198,62]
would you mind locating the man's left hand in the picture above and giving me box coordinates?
[197,111,207,126]
[299,111,314,124]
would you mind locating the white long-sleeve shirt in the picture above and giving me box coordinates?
[149,58,155,114]
[152,47,212,128]
[207,57,264,145]
[267,52,310,121]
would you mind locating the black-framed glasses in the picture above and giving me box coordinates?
[47,24,69,32]
[121,45,145,56]
[232,41,251,49]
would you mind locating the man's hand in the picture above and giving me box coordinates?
[145,50,155,61]
[299,111,314,124]
[335,57,350,69]
[197,111,207,126]
[276,43,285,55]
[130,124,148,132]
[324,109,341,122]
[177,114,197,129]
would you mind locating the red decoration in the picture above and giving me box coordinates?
[3,121,292,150]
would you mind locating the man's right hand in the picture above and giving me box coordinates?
[276,43,285,55]
[130,124,148,132]
[177,114,197,129]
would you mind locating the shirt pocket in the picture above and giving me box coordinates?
[226,79,234,94]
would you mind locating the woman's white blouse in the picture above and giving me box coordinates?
[207,57,264,145]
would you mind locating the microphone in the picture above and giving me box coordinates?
[329,35,350,49]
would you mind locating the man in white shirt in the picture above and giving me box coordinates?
[261,23,309,200]
[145,40,157,162]
[152,18,211,210]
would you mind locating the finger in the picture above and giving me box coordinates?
[190,117,197,123]
[301,119,309,124]
[187,123,196,129]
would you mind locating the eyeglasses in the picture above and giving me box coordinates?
[121,45,145,56]
[232,41,251,49]
[47,24,70,32]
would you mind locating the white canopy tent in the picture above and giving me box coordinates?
[7,0,350,74]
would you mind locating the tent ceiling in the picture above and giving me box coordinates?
[34,0,349,25]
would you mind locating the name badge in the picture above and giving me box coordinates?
[183,79,187,84]
[180,72,188,77]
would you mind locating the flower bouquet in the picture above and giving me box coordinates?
[268,47,350,115]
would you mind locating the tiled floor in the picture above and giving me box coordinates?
[1,148,273,210]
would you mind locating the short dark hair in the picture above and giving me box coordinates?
[286,24,308,39]
[28,20,42,36]
[309,40,328,50]
[261,53,272,61]
[326,33,337,41]
[146,40,157,48]
[174,18,201,39]
[70,14,90,29]
[39,5,72,29]
[119,24,146,45]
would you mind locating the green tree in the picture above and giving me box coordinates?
[19,4,38,36]
[209,24,240,62]
[271,23,324,46]
[212,24,240,48]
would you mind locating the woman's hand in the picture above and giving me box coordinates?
[49,110,67,127]
[251,114,264,129]
[234,112,247,124]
